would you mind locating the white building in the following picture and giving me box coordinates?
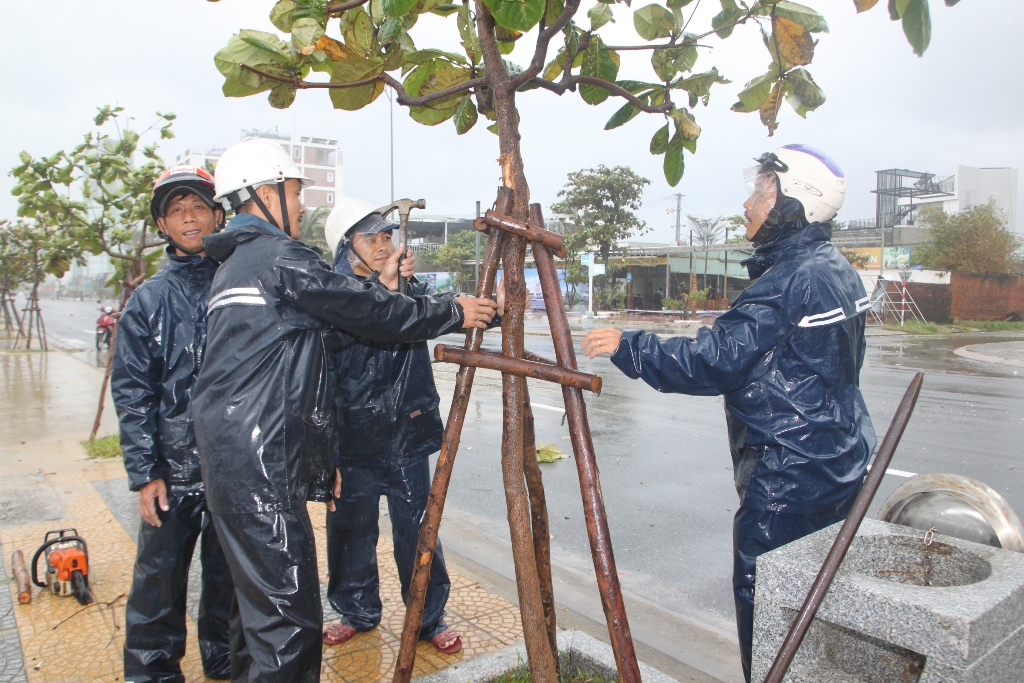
[176,129,343,210]
[899,165,1018,232]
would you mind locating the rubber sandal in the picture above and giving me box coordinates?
[323,622,357,646]
[429,629,463,654]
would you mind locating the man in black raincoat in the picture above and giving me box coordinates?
[192,140,498,682]
[319,198,477,654]
[113,166,233,682]
[583,145,876,682]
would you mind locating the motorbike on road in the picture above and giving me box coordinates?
[96,307,117,350]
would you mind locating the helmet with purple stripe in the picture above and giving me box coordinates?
[751,144,846,223]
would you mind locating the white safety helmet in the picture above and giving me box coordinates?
[213,139,313,233]
[324,197,377,255]
[747,144,846,222]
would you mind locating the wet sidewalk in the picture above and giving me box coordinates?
[953,340,1024,368]
[0,350,524,682]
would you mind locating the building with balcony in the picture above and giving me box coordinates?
[176,129,343,210]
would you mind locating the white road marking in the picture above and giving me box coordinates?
[867,464,917,478]
[82,329,97,334]
[530,403,565,413]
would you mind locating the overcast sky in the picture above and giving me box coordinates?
[2,0,1021,243]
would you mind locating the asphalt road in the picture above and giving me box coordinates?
[25,297,1024,681]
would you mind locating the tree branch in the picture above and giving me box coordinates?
[511,0,583,90]
[527,76,672,113]
[240,64,487,108]
[603,42,711,51]
[325,0,371,14]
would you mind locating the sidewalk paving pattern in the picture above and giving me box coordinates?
[953,340,1024,368]
[0,350,524,682]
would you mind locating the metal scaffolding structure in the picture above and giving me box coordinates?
[872,169,953,275]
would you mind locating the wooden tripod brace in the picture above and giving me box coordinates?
[392,188,642,683]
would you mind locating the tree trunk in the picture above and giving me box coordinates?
[474,4,558,681]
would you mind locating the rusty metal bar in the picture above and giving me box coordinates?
[763,371,925,683]
[435,345,602,393]
[530,203,642,683]
[476,210,567,258]
[392,190,510,683]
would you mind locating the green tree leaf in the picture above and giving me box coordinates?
[669,107,700,140]
[900,0,931,56]
[379,17,403,43]
[853,0,880,12]
[784,67,825,116]
[651,45,696,81]
[458,5,481,65]
[771,1,826,31]
[663,129,685,186]
[383,0,420,17]
[268,84,297,109]
[410,103,459,125]
[650,123,669,154]
[730,69,775,112]
[342,8,374,55]
[270,0,299,31]
[545,0,567,26]
[580,39,619,105]
[223,79,273,97]
[604,101,641,129]
[453,96,478,134]
[589,3,614,30]
[239,30,291,62]
[633,3,676,40]
[329,55,385,110]
[711,0,745,38]
[291,17,325,52]
[483,0,546,32]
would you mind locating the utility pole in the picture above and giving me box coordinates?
[673,193,684,245]
[389,89,395,203]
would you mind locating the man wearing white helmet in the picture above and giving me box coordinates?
[192,140,498,682]
[582,145,876,681]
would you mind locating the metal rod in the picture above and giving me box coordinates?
[476,211,566,258]
[434,345,601,393]
[762,371,925,683]
[392,190,510,683]
[531,212,642,683]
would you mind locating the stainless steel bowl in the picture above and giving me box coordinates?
[878,473,1024,552]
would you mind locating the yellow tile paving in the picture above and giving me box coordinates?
[3,445,523,682]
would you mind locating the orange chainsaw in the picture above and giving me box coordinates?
[31,529,93,605]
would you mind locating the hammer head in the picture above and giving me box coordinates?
[376,198,426,219]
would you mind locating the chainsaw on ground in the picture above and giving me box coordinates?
[31,529,93,605]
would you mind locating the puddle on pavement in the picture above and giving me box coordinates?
[868,333,1024,378]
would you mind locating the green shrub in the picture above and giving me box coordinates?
[82,434,122,458]
[883,321,945,335]
[958,320,1024,332]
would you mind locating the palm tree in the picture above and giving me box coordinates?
[300,206,332,258]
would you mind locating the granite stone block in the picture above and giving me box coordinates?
[751,518,1024,682]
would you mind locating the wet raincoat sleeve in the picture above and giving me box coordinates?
[111,296,165,491]
[273,245,464,342]
[611,275,804,396]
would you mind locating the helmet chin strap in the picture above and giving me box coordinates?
[159,232,206,257]
[345,239,381,275]
[246,181,291,236]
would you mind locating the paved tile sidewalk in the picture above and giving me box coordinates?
[0,350,524,682]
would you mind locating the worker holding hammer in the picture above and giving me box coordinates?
[192,140,499,682]
[318,198,501,654]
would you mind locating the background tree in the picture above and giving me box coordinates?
[431,229,478,291]
[723,214,748,243]
[10,106,175,305]
[0,223,29,336]
[7,220,80,350]
[552,166,649,264]
[686,213,724,245]
[300,205,333,257]
[914,203,1023,274]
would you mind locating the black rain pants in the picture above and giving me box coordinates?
[212,507,322,683]
[732,501,853,682]
[124,490,232,682]
[326,459,450,640]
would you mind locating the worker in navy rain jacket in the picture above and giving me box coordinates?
[582,145,877,682]
[191,140,499,683]
[112,166,233,682]
[319,197,489,654]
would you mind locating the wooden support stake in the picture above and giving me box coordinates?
[475,211,567,258]
[12,550,31,604]
[392,189,510,683]
[531,202,642,683]
[434,345,601,393]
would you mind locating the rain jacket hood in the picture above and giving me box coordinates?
[611,219,876,514]
[113,250,217,492]
[329,241,445,467]
[193,214,466,514]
